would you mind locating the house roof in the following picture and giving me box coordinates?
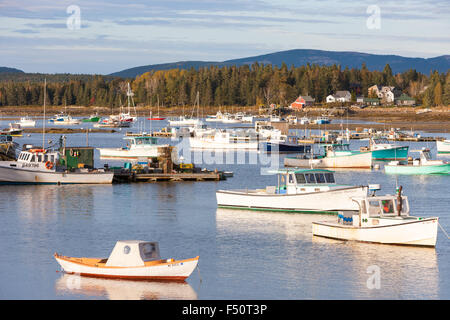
[395,93,415,101]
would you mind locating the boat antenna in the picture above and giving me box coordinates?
[42,78,46,149]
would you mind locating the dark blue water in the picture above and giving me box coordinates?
[0,117,449,299]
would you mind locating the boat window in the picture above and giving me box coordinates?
[141,243,158,260]
[368,200,381,216]
[288,174,295,184]
[324,173,335,183]
[295,174,306,184]
[37,154,42,162]
[304,173,316,183]
[26,154,31,161]
[123,246,131,254]
[51,155,55,163]
[30,155,35,162]
[44,154,49,162]
[315,173,326,183]
[381,200,395,215]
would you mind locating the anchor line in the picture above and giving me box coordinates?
[438,222,450,239]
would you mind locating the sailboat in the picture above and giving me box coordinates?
[168,92,203,127]
[119,83,138,123]
[147,95,166,121]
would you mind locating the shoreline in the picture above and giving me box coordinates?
[1,105,449,134]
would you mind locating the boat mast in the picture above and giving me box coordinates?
[42,78,46,149]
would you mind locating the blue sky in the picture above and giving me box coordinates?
[0,0,449,74]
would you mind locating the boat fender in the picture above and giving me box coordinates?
[45,161,54,170]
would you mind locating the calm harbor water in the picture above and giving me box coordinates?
[0,117,449,300]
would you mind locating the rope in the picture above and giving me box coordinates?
[438,222,450,239]
[196,263,202,283]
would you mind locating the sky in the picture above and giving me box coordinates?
[0,0,449,74]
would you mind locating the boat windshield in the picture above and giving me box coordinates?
[373,138,389,144]
[367,198,408,216]
[295,172,335,184]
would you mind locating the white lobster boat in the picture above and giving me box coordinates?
[0,148,113,184]
[284,143,373,169]
[168,116,203,127]
[54,240,199,281]
[312,187,439,247]
[98,136,168,159]
[16,116,36,128]
[216,169,368,214]
[437,139,450,154]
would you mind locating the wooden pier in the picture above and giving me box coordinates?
[113,170,225,183]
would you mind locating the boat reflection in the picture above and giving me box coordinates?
[216,208,439,299]
[216,207,322,241]
[55,274,198,300]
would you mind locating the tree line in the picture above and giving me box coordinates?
[0,63,449,108]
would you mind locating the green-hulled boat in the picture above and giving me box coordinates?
[385,148,450,175]
[364,137,409,160]
[82,114,101,123]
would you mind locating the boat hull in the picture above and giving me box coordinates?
[437,140,450,154]
[0,166,113,184]
[312,217,438,247]
[284,151,372,168]
[216,186,368,213]
[54,255,199,281]
[371,146,409,160]
[259,142,310,153]
[385,163,450,175]
[98,147,160,159]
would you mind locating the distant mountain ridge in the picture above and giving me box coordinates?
[109,49,450,78]
[0,67,24,74]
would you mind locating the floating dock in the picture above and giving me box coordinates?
[112,170,225,183]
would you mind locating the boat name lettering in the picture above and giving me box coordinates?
[21,163,39,168]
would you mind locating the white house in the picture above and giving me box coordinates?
[368,85,402,104]
[326,91,351,103]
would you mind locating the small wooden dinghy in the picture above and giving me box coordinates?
[54,240,199,281]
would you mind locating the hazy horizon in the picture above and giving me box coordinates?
[1,0,449,74]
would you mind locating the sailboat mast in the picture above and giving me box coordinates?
[42,78,46,149]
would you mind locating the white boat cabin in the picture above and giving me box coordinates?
[14,149,59,171]
[105,241,161,267]
[269,169,338,195]
[124,136,158,148]
[370,137,393,150]
[337,195,411,228]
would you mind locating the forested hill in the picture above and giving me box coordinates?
[109,49,450,78]
[1,63,449,108]
[0,67,24,74]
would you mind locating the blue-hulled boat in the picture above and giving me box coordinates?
[259,136,312,153]
[365,137,409,160]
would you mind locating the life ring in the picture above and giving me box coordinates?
[45,161,54,170]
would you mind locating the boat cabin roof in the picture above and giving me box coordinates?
[273,168,334,175]
[105,240,161,267]
[124,136,158,144]
[18,149,59,163]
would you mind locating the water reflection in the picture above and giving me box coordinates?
[55,274,197,300]
[216,208,439,299]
